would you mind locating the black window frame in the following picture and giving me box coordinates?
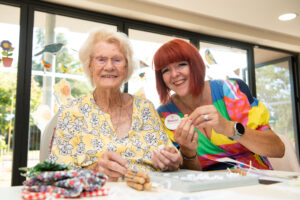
[0,0,298,185]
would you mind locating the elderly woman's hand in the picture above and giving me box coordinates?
[174,117,198,157]
[188,105,234,137]
[89,152,128,182]
[152,146,182,171]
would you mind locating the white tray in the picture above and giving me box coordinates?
[149,169,259,192]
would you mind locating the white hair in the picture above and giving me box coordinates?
[79,28,136,87]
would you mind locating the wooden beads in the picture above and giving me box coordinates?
[125,170,151,191]
[228,168,247,176]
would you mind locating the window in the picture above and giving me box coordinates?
[128,29,188,107]
[199,42,248,82]
[255,48,296,147]
[0,4,20,187]
[3,0,298,186]
[29,11,117,167]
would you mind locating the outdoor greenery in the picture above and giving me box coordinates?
[0,72,16,151]
[32,29,90,97]
[0,27,295,155]
[0,135,6,153]
[0,71,43,151]
[0,28,91,152]
[255,63,294,140]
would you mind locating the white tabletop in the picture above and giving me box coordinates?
[1,171,300,200]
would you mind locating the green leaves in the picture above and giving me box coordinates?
[19,160,71,177]
[1,50,13,57]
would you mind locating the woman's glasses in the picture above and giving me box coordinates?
[93,56,126,67]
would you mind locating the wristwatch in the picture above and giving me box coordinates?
[229,122,245,140]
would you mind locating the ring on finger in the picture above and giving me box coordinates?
[203,114,209,121]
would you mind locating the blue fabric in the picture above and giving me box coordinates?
[157,99,181,113]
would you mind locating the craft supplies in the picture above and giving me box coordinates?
[227,168,248,176]
[125,170,151,191]
[214,157,257,169]
[22,188,109,200]
[19,160,71,177]
[149,169,258,192]
[20,161,108,199]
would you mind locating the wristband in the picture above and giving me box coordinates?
[179,150,197,161]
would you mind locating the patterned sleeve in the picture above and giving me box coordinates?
[224,79,271,131]
[147,101,176,149]
[48,106,81,169]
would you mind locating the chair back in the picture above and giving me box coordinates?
[268,134,300,172]
[39,113,58,162]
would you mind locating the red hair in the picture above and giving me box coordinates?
[153,39,206,104]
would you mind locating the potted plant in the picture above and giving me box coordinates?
[1,40,14,67]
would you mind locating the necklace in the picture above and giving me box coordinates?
[93,91,123,132]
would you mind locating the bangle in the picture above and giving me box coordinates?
[180,150,197,161]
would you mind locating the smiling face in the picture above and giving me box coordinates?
[161,61,191,97]
[90,41,127,90]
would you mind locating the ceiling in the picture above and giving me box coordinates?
[43,0,300,53]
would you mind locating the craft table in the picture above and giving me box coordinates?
[1,171,299,200]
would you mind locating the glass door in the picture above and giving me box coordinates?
[255,55,296,148]
[0,4,20,186]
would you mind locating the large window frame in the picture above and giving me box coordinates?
[0,0,299,185]
[255,56,298,149]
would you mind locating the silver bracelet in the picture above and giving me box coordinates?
[180,150,197,161]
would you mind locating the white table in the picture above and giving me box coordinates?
[1,171,300,200]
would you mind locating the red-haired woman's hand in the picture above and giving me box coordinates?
[173,117,198,157]
[188,105,234,137]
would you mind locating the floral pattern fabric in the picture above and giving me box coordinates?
[22,169,107,198]
[49,94,174,172]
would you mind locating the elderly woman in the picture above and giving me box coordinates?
[49,28,182,181]
[153,39,285,171]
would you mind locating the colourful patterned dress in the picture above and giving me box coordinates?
[50,94,174,172]
[157,79,273,170]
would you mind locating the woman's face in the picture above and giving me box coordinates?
[90,41,127,90]
[161,61,191,97]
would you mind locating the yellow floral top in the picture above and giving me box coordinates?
[49,94,174,172]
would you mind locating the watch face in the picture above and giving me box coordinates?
[236,122,245,134]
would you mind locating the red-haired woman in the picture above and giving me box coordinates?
[153,39,285,171]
